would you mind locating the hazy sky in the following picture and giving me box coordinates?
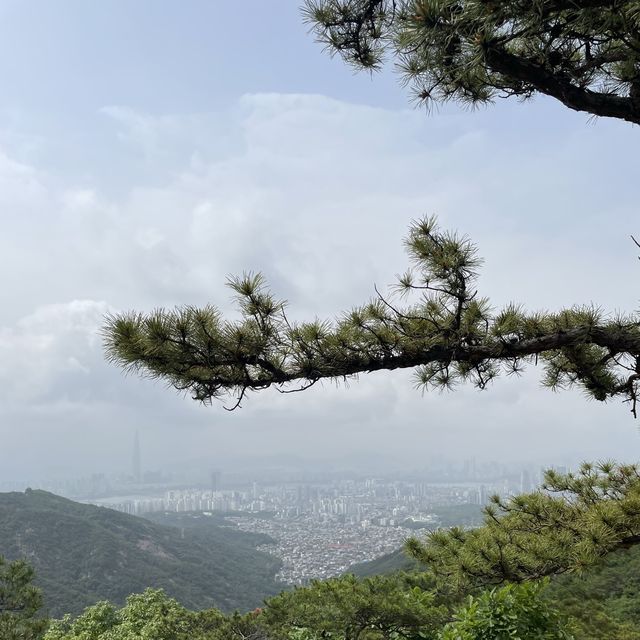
[0,0,638,481]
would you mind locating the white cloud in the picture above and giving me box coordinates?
[0,300,110,403]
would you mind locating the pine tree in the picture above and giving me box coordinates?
[0,556,47,640]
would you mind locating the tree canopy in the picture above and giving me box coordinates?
[440,581,572,640]
[303,0,640,124]
[263,572,448,639]
[44,590,202,640]
[43,579,573,640]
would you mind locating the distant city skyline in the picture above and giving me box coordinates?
[0,453,552,500]
[82,472,532,584]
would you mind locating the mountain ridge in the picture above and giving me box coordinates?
[0,489,284,617]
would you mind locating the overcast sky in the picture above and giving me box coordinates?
[0,0,638,482]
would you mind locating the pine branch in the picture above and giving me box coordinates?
[103,217,640,412]
[304,0,640,124]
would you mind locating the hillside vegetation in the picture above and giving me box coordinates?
[350,543,640,638]
[0,490,284,617]
[349,548,420,577]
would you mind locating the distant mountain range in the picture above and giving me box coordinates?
[0,490,285,617]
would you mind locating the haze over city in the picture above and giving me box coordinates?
[0,0,638,483]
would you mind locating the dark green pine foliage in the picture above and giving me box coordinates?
[0,555,48,640]
[103,217,640,415]
[263,572,449,640]
[406,462,640,588]
[349,540,640,637]
[303,0,640,125]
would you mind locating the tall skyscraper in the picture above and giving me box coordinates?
[133,430,141,483]
[211,470,221,496]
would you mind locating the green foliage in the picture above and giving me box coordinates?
[44,590,273,640]
[440,582,572,640]
[406,462,640,589]
[348,505,640,638]
[263,573,448,640]
[198,610,271,640]
[303,0,640,124]
[546,544,640,640]
[0,555,48,640]
[103,217,640,414]
[0,490,283,617]
[42,577,580,640]
[44,589,202,640]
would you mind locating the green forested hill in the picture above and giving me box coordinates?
[0,490,284,617]
[546,546,640,639]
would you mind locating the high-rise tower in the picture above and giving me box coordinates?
[211,470,221,496]
[133,430,141,483]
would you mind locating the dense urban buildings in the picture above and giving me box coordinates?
[75,466,538,584]
[1,455,546,585]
